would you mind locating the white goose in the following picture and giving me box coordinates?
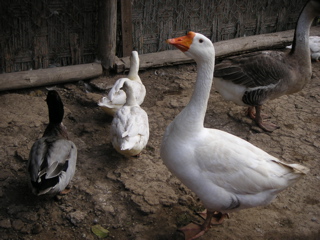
[28,90,77,196]
[111,80,149,157]
[161,32,309,240]
[214,0,320,132]
[98,51,146,116]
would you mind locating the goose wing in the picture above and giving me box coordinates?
[198,129,307,196]
[214,51,291,88]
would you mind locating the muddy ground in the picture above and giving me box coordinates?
[0,58,319,240]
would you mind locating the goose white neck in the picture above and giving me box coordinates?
[175,57,215,130]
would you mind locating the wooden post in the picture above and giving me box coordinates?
[121,0,133,57]
[98,0,117,76]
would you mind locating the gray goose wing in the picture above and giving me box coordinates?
[214,51,291,105]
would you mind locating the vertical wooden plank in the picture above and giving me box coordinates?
[32,0,49,70]
[70,33,81,65]
[121,0,133,57]
[98,0,117,76]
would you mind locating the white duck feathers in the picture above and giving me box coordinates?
[287,35,320,61]
[112,106,149,151]
[98,51,146,116]
[111,81,149,157]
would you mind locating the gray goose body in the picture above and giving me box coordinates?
[214,0,320,131]
[28,90,77,196]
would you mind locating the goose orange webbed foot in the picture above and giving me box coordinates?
[179,211,228,240]
[256,119,279,132]
[197,210,229,224]
[179,222,206,240]
[247,106,279,132]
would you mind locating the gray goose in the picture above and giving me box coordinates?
[28,90,77,196]
[214,0,320,132]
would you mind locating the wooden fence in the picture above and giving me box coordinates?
[0,0,313,90]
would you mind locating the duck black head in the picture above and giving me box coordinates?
[46,90,64,125]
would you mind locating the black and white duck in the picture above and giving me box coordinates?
[28,90,77,196]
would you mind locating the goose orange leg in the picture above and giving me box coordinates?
[179,211,228,240]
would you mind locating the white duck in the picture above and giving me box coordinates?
[214,0,320,132]
[287,36,320,61]
[161,32,309,240]
[98,51,146,116]
[28,90,77,196]
[111,80,149,157]
[310,36,320,61]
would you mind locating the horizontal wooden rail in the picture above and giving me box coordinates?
[1,26,319,91]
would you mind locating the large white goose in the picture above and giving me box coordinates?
[111,80,149,157]
[28,90,77,196]
[161,32,309,240]
[214,0,320,131]
[98,51,146,116]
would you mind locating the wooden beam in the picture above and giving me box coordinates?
[121,0,133,57]
[1,26,319,91]
[115,26,320,71]
[0,63,102,91]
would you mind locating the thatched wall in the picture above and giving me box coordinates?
[0,0,307,74]
[0,0,98,73]
[130,0,305,54]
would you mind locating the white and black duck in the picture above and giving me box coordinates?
[28,90,77,196]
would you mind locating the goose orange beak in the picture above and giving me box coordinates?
[166,31,196,52]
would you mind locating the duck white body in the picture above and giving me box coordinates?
[309,36,320,61]
[161,32,309,239]
[111,81,149,157]
[213,0,320,132]
[287,36,320,61]
[28,90,77,196]
[98,51,146,116]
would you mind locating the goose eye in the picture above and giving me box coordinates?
[199,39,203,43]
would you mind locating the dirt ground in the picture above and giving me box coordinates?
[0,58,320,240]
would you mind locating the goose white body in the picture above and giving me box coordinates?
[161,32,308,238]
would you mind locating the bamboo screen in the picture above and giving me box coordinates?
[0,0,306,73]
[0,0,98,74]
[131,0,305,54]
